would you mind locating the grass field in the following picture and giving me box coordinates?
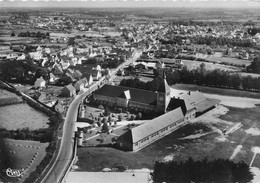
[0,138,49,183]
[76,105,260,173]
[0,89,22,101]
[181,60,240,72]
[0,103,49,130]
[171,84,260,99]
[207,55,252,66]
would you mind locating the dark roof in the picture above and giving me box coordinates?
[157,75,171,94]
[93,84,157,105]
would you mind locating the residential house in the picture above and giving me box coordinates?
[90,69,101,81]
[34,77,46,88]
[49,73,57,83]
[72,70,83,79]
[61,84,76,97]
[74,80,84,92]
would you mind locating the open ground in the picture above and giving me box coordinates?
[0,103,49,130]
[0,138,49,183]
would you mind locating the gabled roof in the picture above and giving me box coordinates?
[130,107,184,143]
[63,84,76,92]
[93,84,157,105]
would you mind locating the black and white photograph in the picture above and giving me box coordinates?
[0,0,260,182]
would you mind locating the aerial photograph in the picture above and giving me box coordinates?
[0,0,260,183]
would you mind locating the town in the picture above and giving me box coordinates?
[1,6,260,183]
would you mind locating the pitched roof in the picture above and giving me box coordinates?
[63,84,76,92]
[130,107,184,143]
[157,74,171,94]
[93,84,157,105]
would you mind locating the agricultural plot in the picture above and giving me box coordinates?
[181,60,240,72]
[0,103,49,130]
[207,55,252,66]
[0,138,49,183]
[0,89,23,105]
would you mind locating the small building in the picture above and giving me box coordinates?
[49,73,57,83]
[73,70,83,79]
[90,70,101,81]
[34,77,46,88]
[74,80,84,91]
[61,84,76,97]
[86,74,93,85]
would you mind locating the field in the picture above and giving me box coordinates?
[207,55,252,66]
[171,84,260,99]
[0,138,49,183]
[0,103,49,130]
[0,89,23,100]
[181,60,240,72]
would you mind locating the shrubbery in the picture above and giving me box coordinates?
[152,158,253,183]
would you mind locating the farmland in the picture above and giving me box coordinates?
[0,138,49,183]
[0,103,49,130]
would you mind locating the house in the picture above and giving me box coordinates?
[34,77,46,88]
[90,69,101,81]
[61,84,76,97]
[49,73,57,83]
[33,91,47,102]
[74,80,84,91]
[86,74,93,85]
[72,70,83,79]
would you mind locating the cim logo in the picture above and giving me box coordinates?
[3,168,26,178]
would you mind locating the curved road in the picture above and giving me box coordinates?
[41,50,142,183]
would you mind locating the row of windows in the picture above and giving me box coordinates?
[135,119,185,147]
[140,137,149,143]
[160,127,168,133]
[151,131,159,138]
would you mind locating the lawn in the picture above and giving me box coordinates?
[76,105,260,173]
[0,103,49,130]
[207,55,252,66]
[171,84,260,99]
[0,138,49,183]
[181,60,240,72]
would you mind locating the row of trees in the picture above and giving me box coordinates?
[161,35,255,48]
[152,158,253,183]
[120,65,260,92]
[14,31,50,39]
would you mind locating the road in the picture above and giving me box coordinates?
[41,50,142,183]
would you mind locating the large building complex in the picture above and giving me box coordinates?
[92,76,220,151]
[92,75,171,114]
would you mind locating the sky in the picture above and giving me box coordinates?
[0,0,260,8]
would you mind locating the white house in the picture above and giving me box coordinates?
[34,77,46,88]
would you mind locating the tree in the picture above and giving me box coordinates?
[68,37,75,46]
[103,106,111,116]
[11,32,15,37]
[101,122,109,133]
[118,114,123,121]
[137,112,142,120]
